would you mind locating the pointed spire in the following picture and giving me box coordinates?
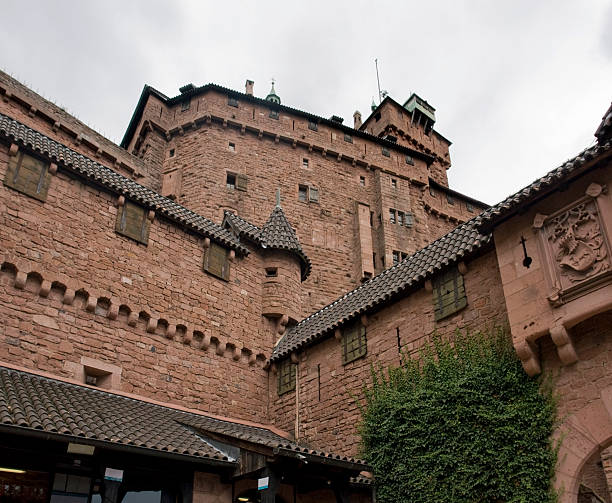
[371,98,377,112]
[276,187,281,208]
[266,79,281,105]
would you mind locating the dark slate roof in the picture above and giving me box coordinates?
[272,218,489,360]
[223,210,263,243]
[474,138,612,230]
[0,366,366,469]
[0,113,247,254]
[595,103,612,142]
[224,208,312,281]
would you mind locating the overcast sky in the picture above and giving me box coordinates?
[0,1,610,204]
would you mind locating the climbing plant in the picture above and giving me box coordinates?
[360,330,557,503]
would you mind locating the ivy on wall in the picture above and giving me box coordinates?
[360,330,557,503]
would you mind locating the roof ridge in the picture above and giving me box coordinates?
[0,112,246,253]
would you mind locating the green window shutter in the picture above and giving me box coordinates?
[342,322,367,364]
[278,358,296,395]
[204,242,230,281]
[432,266,467,321]
[235,174,248,192]
[4,152,51,202]
[115,200,150,245]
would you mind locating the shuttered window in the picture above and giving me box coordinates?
[278,358,296,395]
[203,242,230,281]
[432,266,467,321]
[4,151,51,202]
[115,200,150,245]
[235,174,248,192]
[342,321,367,364]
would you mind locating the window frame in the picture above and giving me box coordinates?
[277,358,296,395]
[4,151,52,202]
[342,321,367,364]
[203,241,230,281]
[115,200,151,245]
[432,266,467,321]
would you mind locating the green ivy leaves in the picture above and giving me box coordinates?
[360,330,557,503]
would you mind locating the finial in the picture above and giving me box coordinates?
[276,188,281,207]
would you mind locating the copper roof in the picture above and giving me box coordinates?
[0,113,247,254]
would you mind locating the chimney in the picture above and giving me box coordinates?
[245,80,254,96]
[353,110,362,129]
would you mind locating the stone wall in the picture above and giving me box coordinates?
[269,250,509,455]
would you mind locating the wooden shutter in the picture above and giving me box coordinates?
[115,200,150,245]
[277,358,296,395]
[432,266,467,321]
[342,322,367,364]
[4,152,51,202]
[204,242,229,281]
[235,174,248,192]
[309,187,319,203]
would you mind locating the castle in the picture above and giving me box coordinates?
[0,69,610,503]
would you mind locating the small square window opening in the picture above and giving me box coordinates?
[308,120,318,131]
[359,176,365,187]
[298,185,308,202]
[405,155,414,165]
[447,193,455,205]
[169,149,175,158]
[466,202,475,213]
[302,158,309,169]
[265,267,278,278]
[228,142,235,152]
[344,133,353,143]
[382,147,390,157]
[391,178,397,189]
[226,173,236,190]
[389,209,396,224]
[269,110,279,120]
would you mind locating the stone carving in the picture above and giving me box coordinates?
[547,200,609,284]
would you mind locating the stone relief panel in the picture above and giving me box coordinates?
[534,183,611,304]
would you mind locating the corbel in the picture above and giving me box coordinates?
[424,279,433,293]
[292,140,297,149]
[337,153,342,162]
[550,325,578,366]
[117,195,125,207]
[203,237,211,249]
[457,261,468,275]
[49,163,58,175]
[352,159,356,167]
[216,341,226,356]
[2,91,11,103]
[290,352,299,364]
[227,249,236,262]
[177,126,184,136]
[183,329,193,345]
[85,295,97,313]
[14,271,27,290]
[240,125,246,135]
[28,106,37,118]
[515,339,541,376]
[39,280,52,298]
[127,311,139,327]
[532,213,547,230]
[96,148,103,159]
[248,353,257,366]
[147,210,155,222]
[52,121,60,132]
[8,143,19,157]
[275,134,280,144]
[321,149,327,158]
[270,362,278,374]
[277,314,289,335]
[63,288,75,305]
[165,324,176,340]
[202,334,211,350]
[146,317,158,333]
[233,346,242,361]
[258,129,263,139]
[205,115,212,125]
[308,144,313,153]
[334,327,342,341]
[107,302,119,320]
[222,119,228,128]
[165,132,172,141]
[360,313,369,327]
[75,134,83,146]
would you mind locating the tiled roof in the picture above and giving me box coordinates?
[0,366,366,469]
[224,208,312,281]
[261,206,311,280]
[595,103,612,142]
[223,210,263,243]
[272,218,489,360]
[474,139,612,229]
[0,113,247,254]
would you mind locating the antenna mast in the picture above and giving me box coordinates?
[375,58,382,104]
